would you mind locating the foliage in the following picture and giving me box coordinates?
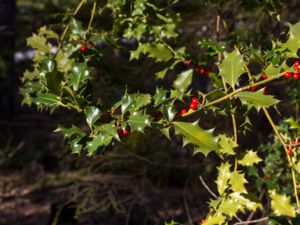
[20,0,300,224]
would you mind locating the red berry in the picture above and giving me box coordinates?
[263,86,269,95]
[200,68,205,74]
[123,129,129,136]
[292,140,298,145]
[293,73,299,80]
[189,102,197,110]
[80,45,87,54]
[294,61,300,67]
[261,74,268,79]
[287,148,293,156]
[201,219,206,224]
[284,71,292,78]
[195,67,201,73]
[181,108,188,115]
[191,97,199,104]
[250,86,258,92]
[184,60,190,65]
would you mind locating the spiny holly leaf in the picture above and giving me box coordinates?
[153,88,167,106]
[161,102,176,122]
[87,134,113,155]
[39,26,59,40]
[34,93,62,107]
[173,69,193,93]
[238,150,262,166]
[27,33,52,52]
[55,49,74,73]
[281,22,300,56]
[230,192,261,212]
[218,49,245,88]
[209,197,223,210]
[218,198,240,218]
[216,162,231,195]
[218,134,238,155]
[205,214,226,225]
[229,170,248,193]
[68,18,85,38]
[269,190,295,217]
[264,63,281,77]
[98,122,120,141]
[127,111,151,133]
[85,106,100,128]
[143,43,173,62]
[40,58,55,72]
[70,62,89,91]
[70,137,83,154]
[172,121,218,156]
[118,93,151,114]
[235,91,279,108]
[54,125,85,139]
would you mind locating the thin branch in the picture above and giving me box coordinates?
[87,2,97,33]
[234,217,268,225]
[262,107,300,210]
[199,176,217,198]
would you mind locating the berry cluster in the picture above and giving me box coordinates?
[183,60,209,75]
[77,37,95,54]
[181,97,199,115]
[284,61,300,80]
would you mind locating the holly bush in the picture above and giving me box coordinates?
[21,0,300,224]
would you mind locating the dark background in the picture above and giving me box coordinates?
[0,1,300,225]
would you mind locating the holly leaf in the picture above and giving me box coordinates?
[218,134,237,155]
[238,150,262,166]
[218,49,245,88]
[218,197,240,218]
[205,214,226,225]
[216,162,231,195]
[281,22,300,56]
[98,122,120,141]
[54,125,85,139]
[34,93,62,107]
[27,33,51,52]
[235,91,279,108]
[87,134,113,155]
[85,106,100,128]
[70,62,89,91]
[153,88,167,106]
[172,121,218,156]
[118,93,151,114]
[229,171,248,193]
[173,69,193,93]
[70,137,83,154]
[269,190,295,217]
[127,111,151,133]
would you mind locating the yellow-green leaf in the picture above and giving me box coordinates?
[229,171,248,193]
[218,134,237,155]
[238,150,262,166]
[269,190,295,217]
[216,162,231,195]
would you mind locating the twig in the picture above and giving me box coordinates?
[87,2,97,33]
[234,217,268,225]
[199,176,217,198]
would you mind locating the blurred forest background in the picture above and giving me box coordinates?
[0,0,300,225]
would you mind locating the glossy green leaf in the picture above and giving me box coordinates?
[85,106,100,128]
[127,111,151,133]
[40,58,54,72]
[218,49,245,88]
[119,93,151,114]
[98,122,120,141]
[235,91,279,108]
[172,121,218,156]
[281,22,300,56]
[54,124,85,139]
[153,88,167,106]
[70,62,89,91]
[87,134,113,155]
[216,162,231,195]
[269,190,295,217]
[69,18,85,38]
[238,150,262,166]
[173,69,193,93]
[34,93,62,107]
[70,137,83,154]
